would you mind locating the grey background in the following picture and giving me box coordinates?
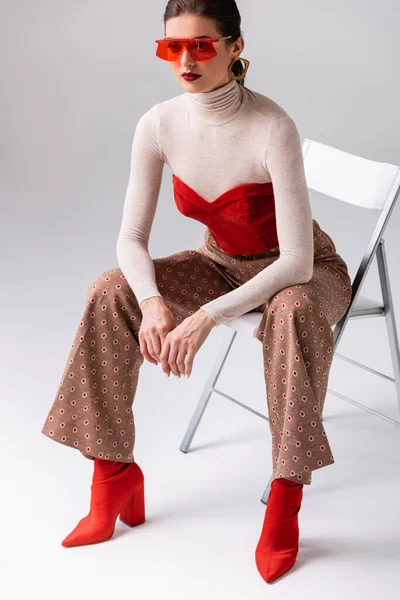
[1,1,400,596]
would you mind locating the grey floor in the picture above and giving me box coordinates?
[3,315,400,599]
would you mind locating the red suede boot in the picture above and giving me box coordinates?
[61,458,145,547]
[255,477,303,583]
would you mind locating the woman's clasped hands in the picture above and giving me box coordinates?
[138,296,216,378]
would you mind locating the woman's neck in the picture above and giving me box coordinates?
[185,79,246,125]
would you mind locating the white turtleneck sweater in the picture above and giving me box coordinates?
[116,80,313,327]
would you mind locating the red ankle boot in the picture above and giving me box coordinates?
[61,458,145,547]
[255,477,303,583]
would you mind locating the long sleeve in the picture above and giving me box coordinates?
[116,105,164,307]
[198,116,314,327]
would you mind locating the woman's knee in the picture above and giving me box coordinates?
[86,268,127,299]
[266,284,317,320]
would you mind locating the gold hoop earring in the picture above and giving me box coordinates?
[228,57,250,81]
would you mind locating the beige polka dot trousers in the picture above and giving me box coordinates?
[41,219,352,485]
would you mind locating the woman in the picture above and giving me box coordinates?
[41,0,352,585]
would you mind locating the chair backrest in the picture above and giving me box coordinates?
[302,138,400,211]
[301,138,400,348]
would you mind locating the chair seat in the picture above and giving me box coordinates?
[224,311,264,338]
[224,294,384,338]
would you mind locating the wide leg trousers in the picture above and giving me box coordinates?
[41,219,352,485]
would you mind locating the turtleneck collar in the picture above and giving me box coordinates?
[185,79,247,126]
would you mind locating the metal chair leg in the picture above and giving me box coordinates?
[376,239,400,413]
[179,328,237,453]
[261,472,274,504]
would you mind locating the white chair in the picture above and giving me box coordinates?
[179,138,400,504]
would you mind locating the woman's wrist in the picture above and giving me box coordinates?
[140,295,165,311]
[196,307,217,328]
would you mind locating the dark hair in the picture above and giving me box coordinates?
[162,0,246,86]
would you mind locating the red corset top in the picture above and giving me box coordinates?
[172,174,279,256]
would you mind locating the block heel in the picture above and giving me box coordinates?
[119,482,145,527]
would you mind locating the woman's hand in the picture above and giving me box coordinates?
[160,308,216,378]
[139,297,176,365]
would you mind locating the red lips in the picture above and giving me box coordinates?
[181,72,201,80]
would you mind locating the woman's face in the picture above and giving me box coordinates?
[164,14,244,93]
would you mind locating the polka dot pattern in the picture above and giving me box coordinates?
[41,219,352,484]
[254,223,352,485]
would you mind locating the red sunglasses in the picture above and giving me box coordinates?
[155,36,233,62]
